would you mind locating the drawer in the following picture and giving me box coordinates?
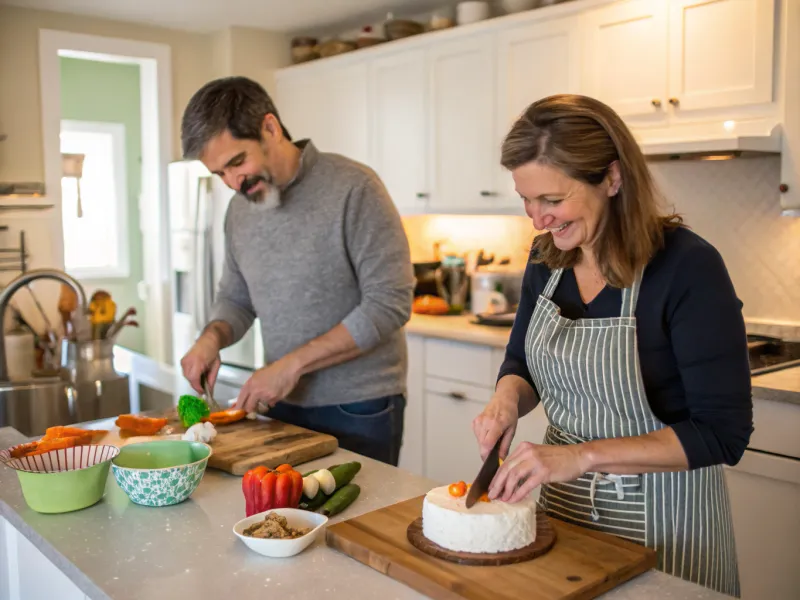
[425,376,493,405]
[749,398,800,459]
[424,338,495,387]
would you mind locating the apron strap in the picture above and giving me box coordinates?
[620,269,644,318]
[542,268,564,300]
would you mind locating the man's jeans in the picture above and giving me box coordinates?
[264,394,406,466]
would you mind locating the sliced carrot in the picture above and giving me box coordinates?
[9,442,40,459]
[202,409,247,426]
[43,426,108,442]
[115,414,168,436]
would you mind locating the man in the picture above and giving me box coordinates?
[179,76,414,466]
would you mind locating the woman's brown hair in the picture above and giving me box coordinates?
[501,94,682,288]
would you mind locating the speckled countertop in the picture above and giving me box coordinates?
[0,426,734,600]
[752,365,800,405]
[406,314,512,348]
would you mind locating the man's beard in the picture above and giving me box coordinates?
[240,171,280,207]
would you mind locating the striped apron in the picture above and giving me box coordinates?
[525,267,741,597]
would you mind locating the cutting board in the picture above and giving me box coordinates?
[97,411,338,476]
[326,496,657,600]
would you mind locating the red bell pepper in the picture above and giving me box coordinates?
[242,465,303,517]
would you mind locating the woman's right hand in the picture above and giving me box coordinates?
[473,391,520,461]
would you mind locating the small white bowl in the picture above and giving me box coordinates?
[232,508,328,558]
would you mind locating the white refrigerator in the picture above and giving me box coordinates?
[167,160,263,389]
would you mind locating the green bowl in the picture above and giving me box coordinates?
[111,441,212,507]
[0,445,121,514]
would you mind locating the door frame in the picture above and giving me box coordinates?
[38,29,173,364]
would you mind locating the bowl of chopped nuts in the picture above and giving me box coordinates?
[232,508,329,558]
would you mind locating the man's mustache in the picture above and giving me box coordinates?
[240,175,268,197]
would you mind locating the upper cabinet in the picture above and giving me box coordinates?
[370,49,429,213]
[582,0,776,122]
[276,0,792,216]
[496,15,582,200]
[428,34,497,212]
[667,0,775,114]
[582,0,669,124]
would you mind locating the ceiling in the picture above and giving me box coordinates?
[0,0,449,34]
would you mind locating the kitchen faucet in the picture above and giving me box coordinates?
[0,269,87,382]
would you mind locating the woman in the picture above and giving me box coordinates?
[473,94,752,597]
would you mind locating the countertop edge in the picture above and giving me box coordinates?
[1,499,112,600]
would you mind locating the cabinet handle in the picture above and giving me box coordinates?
[651,98,662,107]
[779,183,789,193]
[668,97,680,106]
[448,391,467,400]
[480,190,497,197]
[416,192,429,199]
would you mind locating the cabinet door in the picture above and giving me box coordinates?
[496,15,582,201]
[429,35,497,211]
[581,0,669,123]
[424,391,486,484]
[370,50,429,213]
[319,63,370,166]
[399,334,425,476]
[668,0,775,113]
[276,71,326,144]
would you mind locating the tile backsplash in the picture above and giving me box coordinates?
[402,156,800,337]
[650,156,800,336]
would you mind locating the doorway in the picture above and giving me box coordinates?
[38,30,173,364]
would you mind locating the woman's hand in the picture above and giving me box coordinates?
[473,391,520,461]
[488,442,590,504]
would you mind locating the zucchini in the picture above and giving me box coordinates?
[299,488,328,511]
[329,462,361,490]
[320,484,360,517]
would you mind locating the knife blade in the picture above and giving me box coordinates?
[465,436,503,509]
[199,371,222,412]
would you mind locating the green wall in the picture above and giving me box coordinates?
[59,57,145,353]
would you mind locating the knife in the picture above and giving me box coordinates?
[199,371,222,412]
[465,436,503,509]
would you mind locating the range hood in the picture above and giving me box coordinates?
[641,127,782,161]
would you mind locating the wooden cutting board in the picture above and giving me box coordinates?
[97,411,338,476]
[326,496,657,600]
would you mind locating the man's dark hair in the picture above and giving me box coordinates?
[181,76,292,159]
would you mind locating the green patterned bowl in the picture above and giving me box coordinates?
[111,441,212,507]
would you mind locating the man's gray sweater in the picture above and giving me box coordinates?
[209,140,415,407]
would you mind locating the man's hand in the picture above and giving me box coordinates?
[235,356,302,414]
[180,334,222,394]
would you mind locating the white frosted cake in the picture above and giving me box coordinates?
[421,485,537,554]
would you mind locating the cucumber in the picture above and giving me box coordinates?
[299,489,328,511]
[329,462,361,490]
[299,462,360,508]
[320,484,360,517]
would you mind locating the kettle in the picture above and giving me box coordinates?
[434,256,469,313]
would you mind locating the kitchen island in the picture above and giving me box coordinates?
[0,426,734,600]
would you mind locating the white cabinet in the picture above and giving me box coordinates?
[399,334,425,475]
[2,517,88,600]
[370,50,429,213]
[318,63,370,166]
[277,63,369,165]
[413,336,549,483]
[496,15,582,201]
[582,0,776,124]
[428,35,498,212]
[667,0,775,113]
[425,391,487,484]
[581,0,669,123]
